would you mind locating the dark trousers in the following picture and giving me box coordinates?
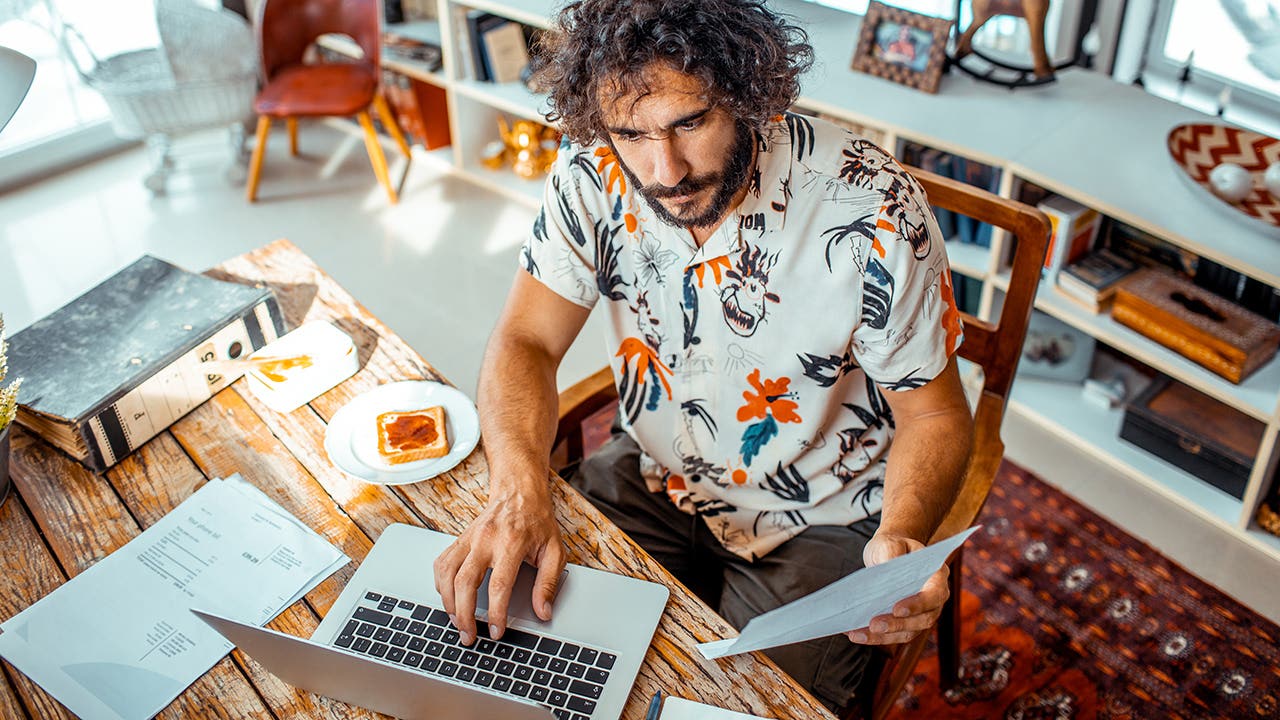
[568,429,879,711]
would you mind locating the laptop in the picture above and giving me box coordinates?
[193,523,669,720]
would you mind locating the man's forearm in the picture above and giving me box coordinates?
[877,409,973,544]
[476,329,562,500]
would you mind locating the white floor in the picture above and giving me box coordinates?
[3,121,1278,625]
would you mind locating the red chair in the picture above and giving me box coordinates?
[247,0,410,203]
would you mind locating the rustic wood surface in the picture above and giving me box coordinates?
[0,239,835,720]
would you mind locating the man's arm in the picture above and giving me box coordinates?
[848,355,973,645]
[433,269,592,645]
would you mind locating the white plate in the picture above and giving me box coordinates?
[324,381,480,485]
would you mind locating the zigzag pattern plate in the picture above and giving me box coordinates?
[1167,123,1280,232]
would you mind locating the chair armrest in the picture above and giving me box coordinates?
[554,366,618,464]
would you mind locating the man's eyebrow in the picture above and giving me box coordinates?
[606,107,712,136]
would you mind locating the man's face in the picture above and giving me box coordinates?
[600,63,754,231]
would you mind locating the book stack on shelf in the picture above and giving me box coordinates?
[463,11,532,84]
[1056,248,1136,313]
[1038,194,1101,279]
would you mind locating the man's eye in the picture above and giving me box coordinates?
[677,120,702,133]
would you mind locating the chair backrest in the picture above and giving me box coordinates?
[256,0,382,80]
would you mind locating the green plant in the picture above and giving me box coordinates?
[0,315,20,433]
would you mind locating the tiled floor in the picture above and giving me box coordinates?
[3,120,1279,625]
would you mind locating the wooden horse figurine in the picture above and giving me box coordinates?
[954,0,1054,79]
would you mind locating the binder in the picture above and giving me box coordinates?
[7,256,285,472]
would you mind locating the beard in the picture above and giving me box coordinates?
[614,121,756,230]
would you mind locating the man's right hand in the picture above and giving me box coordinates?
[432,487,566,646]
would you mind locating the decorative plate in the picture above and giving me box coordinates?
[324,380,481,485]
[1167,123,1280,234]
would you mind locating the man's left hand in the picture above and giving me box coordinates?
[845,533,949,645]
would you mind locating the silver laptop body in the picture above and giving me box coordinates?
[195,523,669,720]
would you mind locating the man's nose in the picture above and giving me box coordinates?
[649,137,689,189]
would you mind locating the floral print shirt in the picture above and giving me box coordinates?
[521,113,963,561]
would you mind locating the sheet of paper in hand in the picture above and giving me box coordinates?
[697,526,980,659]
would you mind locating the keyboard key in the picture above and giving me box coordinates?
[504,628,540,649]
[425,626,444,640]
[537,638,562,655]
[440,662,459,677]
[493,676,513,692]
[353,638,372,653]
[378,600,397,612]
[409,637,427,652]
[577,648,598,665]
[354,608,393,626]
[370,643,388,658]
[457,667,476,682]
[391,617,410,631]
[411,605,432,621]
[513,648,532,664]
[387,647,406,662]
[355,623,376,638]
[573,715,589,720]
[494,644,514,660]
[549,658,568,674]
[471,622,490,642]
[497,660,516,676]
[570,679,602,700]
[426,641,445,656]
[381,595,399,607]
[558,644,580,661]
[566,695,597,715]
[443,647,462,661]
[530,653,551,668]
[408,621,427,636]
[596,652,616,670]
[550,675,570,691]
[477,639,497,654]
[549,690,568,707]
[512,680,531,697]
[364,591,382,601]
[533,670,552,685]
[399,599,415,611]
[553,710,570,720]
[422,657,441,672]
[374,628,393,642]
[405,652,424,667]
[428,610,451,626]
[335,634,354,648]
[392,632,411,647]
[443,630,460,645]
[585,667,609,685]
[479,656,498,671]
[529,686,550,702]
[461,650,480,666]
[476,671,495,687]
[567,662,586,678]
[343,620,360,635]
[514,665,533,681]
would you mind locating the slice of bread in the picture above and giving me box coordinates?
[376,405,449,465]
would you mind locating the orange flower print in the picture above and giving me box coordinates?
[940,272,963,355]
[665,473,688,504]
[731,468,749,485]
[693,255,732,288]
[736,369,801,424]
[594,146,627,195]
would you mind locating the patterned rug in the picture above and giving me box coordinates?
[888,461,1280,720]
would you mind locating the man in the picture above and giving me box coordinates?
[433,0,973,710]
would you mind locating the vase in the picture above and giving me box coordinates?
[0,424,10,509]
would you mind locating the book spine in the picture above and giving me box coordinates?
[82,297,283,471]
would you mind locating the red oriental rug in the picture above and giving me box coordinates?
[887,461,1280,720]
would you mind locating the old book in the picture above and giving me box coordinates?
[6,256,285,472]
[1038,194,1101,278]
[1056,248,1137,313]
[1111,268,1280,384]
[480,20,529,84]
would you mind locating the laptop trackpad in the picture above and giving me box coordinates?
[474,564,564,624]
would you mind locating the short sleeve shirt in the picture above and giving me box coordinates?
[521,113,963,561]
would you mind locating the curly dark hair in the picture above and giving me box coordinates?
[533,0,814,145]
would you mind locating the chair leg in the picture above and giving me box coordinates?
[357,110,398,204]
[246,115,271,202]
[937,549,964,691]
[287,117,298,156]
[373,93,412,157]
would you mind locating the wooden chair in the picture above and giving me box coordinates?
[551,165,1051,719]
[246,0,411,204]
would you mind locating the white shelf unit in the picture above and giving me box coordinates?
[361,0,1280,560]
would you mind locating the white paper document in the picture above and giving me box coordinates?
[0,474,349,720]
[661,697,774,719]
[697,526,980,659]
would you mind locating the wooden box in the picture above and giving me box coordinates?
[1119,375,1264,499]
[1112,268,1280,384]
[381,71,452,150]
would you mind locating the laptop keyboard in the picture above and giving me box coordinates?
[333,590,616,720]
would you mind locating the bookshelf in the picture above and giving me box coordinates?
[340,0,1280,565]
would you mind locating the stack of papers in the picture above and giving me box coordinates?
[662,697,773,719]
[0,474,349,720]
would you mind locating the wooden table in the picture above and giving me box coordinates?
[0,240,835,720]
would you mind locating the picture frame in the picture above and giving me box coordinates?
[850,1,953,94]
